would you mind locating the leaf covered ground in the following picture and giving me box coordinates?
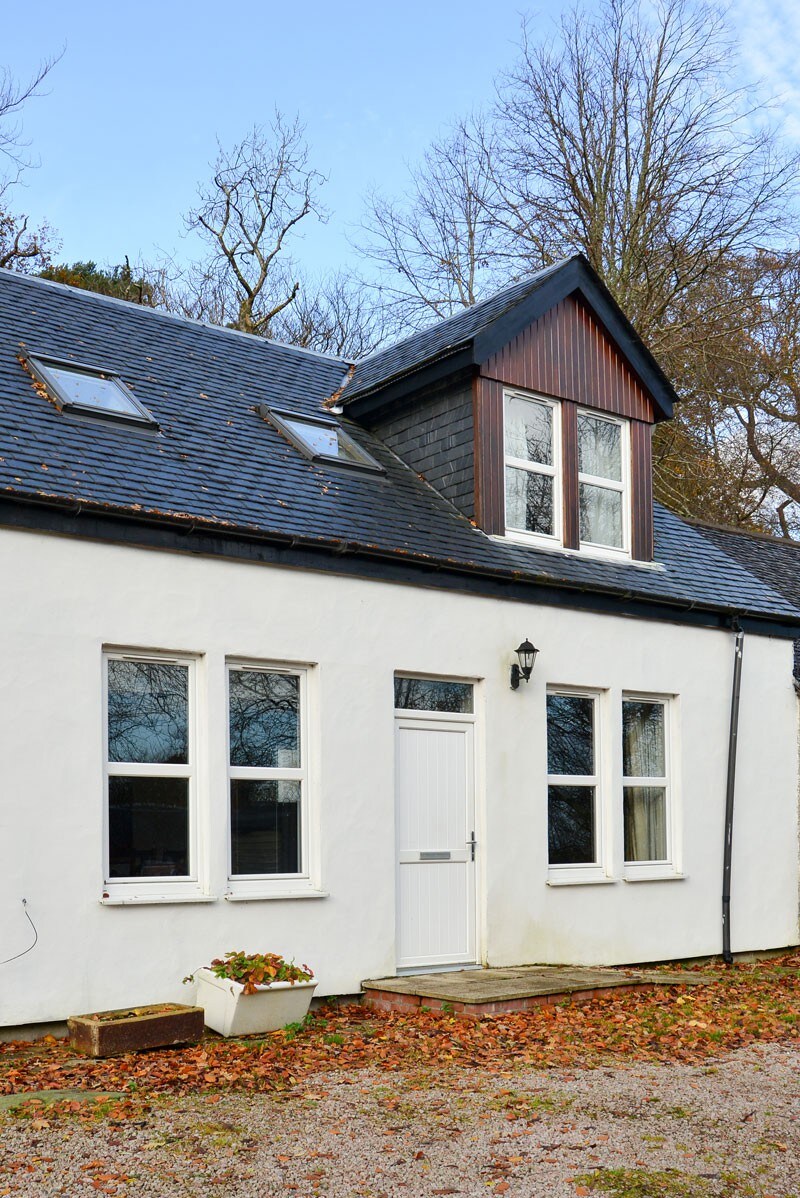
[2,953,800,1108]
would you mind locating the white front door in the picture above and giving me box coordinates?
[395,716,477,969]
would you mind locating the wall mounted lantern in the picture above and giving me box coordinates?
[510,639,538,690]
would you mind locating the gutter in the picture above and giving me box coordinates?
[722,618,745,965]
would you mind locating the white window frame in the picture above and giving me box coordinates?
[546,687,611,885]
[622,693,680,881]
[226,661,312,899]
[577,409,631,558]
[103,649,203,903]
[503,389,563,548]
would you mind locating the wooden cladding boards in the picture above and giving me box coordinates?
[371,384,475,519]
[474,376,655,560]
[483,294,657,423]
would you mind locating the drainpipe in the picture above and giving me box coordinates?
[722,618,744,966]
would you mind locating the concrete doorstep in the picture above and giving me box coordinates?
[361,964,714,1017]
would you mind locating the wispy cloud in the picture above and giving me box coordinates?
[730,0,800,141]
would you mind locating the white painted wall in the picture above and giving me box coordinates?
[0,527,797,1025]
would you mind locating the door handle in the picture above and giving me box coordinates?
[468,831,477,861]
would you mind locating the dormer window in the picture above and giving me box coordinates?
[503,389,630,559]
[577,412,628,551]
[263,408,383,474]
[28,356,157,429]
[504,393,561,541]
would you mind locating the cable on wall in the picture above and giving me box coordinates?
[0,900,39,966]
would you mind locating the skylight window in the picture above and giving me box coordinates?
[264,408,383,473]
[28,356,157,429]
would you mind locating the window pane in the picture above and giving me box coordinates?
[548,786,596,864]
[578,414,622,481]
[506,467,554,535]
[547,694,594,776]
[108,776,189,878]
[107,661,188,764]
[505,396,553,465]
[230,779,301,875]
[624,787,667,862]
[623,701,666,777]
[579,482,623,547]
[229,670,300,768]
[45,363,144,417]
[394,677,474,713]
[283,417,367,465]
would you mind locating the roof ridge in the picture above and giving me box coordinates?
[0,266,352,367]
[354,256,577,367]
[686,515,800,549]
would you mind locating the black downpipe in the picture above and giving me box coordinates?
[722,619,745,966]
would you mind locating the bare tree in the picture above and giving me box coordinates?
[0,56,62,272]
[185,114,326,337]
[492,0,799,350]
[271,270,392,358]
[359,115,506,329]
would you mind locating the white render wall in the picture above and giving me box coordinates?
[0,526,797,1025]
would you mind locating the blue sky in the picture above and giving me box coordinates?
[4,0,800,280]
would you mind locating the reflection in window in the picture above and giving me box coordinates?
[546,692,598,866]
[394,677,474,714]
[504,393,558,539]
[265,409,383,472]
[228,666,306,878]
[578,413,626,549]
[108,661,188,764]
[623,699,669,863]
[105,655,194,883]
[30,357,156,426]
[229,670,299,768]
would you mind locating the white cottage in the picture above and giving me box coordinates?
[0,255,798,1032]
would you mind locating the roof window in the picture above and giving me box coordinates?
[28,356,157,429]
[263,408,383,473]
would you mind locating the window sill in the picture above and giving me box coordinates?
[225,889,329,902]
[100,892,216,906]
[624,870,685,883]
[546,873,616,887]
[491,534,666,571]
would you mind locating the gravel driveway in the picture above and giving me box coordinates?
[1,1040,798,1196]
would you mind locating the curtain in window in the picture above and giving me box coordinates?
[579,483,622,547]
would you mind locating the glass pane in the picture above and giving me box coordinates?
[579,482,623,547]
[45,364,143,417]
[624,787,667,862]
[394,677,474,713]
[107,660,188,764]
[229,670,300,768]
[108,776,189,878]
[623,701,666,777]
[547,694,594,776]
[505,395,553,465]
[548,786,595,864]
[506,467,554,535]
[578,414,622,481]
[230,779,301,875]
[284,417,366,464]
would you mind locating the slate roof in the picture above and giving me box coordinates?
[344,254,678,418]
[0,267,798,628]
[692,522,800,672]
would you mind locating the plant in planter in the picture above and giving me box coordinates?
[186,951,316,1037]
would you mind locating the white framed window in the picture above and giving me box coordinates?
[227,662,309,897]
[546,689,608,883]
[104,650,201,900]
[504,390,562,545]
[577,411,629,555]
[622,695,677,879]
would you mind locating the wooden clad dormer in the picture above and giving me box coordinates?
[475,293,660,561]
[344,256,676,565]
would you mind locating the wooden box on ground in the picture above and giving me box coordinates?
[67,1003,204,1057]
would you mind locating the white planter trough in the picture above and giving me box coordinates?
[195,968,317,1037]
